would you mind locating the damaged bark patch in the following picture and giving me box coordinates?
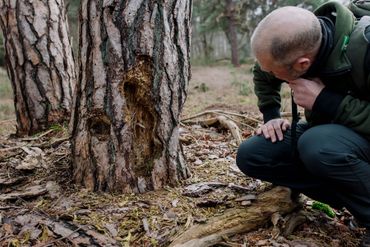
[119,56,162,178]
[87,111,111,140]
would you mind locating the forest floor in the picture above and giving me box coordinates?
[0,65,365,246]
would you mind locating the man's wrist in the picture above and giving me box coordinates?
[261,107,280,123]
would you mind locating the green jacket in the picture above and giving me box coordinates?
[253,1,370,140]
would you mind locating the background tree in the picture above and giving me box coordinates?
[225,0,240,67]
[192,0,327,64]
[0,0,75,135]
[71,0,191,193]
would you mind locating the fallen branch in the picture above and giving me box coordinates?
[181,110,261,125]
[170,186,298,247]
[182,115,242,145]
[216,116,242,145]
[211,110,261,124]
[19,129,55,142]
[36,136,70,148]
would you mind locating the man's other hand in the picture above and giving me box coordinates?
[288,77,324,110]
[256,118,290,142]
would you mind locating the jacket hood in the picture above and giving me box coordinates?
[314,1,356,75]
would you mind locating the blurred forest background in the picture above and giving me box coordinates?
[0,0,348,126]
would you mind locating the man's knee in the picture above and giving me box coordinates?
[236,135,283,178]
[236,136,265,177]
[236,139,255,176]
[297,124,363,177]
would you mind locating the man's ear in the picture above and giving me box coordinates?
[292,57,311,72]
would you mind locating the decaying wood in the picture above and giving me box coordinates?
[170,187,298,247]
[0,0,75,135]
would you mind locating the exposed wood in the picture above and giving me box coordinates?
[170,187,298,247]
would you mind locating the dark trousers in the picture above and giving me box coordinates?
[236,123,370,227]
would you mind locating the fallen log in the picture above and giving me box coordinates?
[169,186,298,247]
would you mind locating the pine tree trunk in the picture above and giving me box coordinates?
[0,0,75,135]
[225,0,239,67]
[71,0,191,193]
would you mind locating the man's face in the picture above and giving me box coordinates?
[257,53,304,82]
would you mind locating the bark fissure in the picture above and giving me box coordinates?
[172,0,186,113]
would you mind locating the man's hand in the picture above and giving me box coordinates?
[288,77,324,110]
[256,118,290,142]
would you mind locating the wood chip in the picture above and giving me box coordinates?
[235,194,256,202]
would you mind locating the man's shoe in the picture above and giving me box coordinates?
[359,229,370,247]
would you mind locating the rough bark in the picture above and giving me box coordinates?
[170,187,298,247]
[71,0,191,193]
[0,0,75,135]
[224,0,239,67]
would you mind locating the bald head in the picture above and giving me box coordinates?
[251,6,322,66]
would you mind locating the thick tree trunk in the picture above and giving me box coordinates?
[0,0,75,135]
[225,0,239,67]
[71,0,191,193]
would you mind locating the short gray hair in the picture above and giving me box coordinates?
[250,6,322,66]
[270,18,321,65]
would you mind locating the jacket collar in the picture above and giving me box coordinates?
[304,16,334,78]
